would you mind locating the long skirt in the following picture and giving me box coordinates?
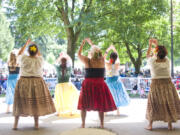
[106,76,130,107]
[13,77,56,116]
[6,74,19,105]
[78,78,117,112]
[55,82,79,117]
[146,78,180,122]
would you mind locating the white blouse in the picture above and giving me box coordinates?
[18,54,44,77]
[148,56,171,79]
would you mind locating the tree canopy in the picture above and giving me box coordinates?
[0,9,14,61]
[1,0,180,74]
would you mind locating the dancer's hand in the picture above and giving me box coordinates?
[152,39,158,47]
[111,44,116,50]
[149,39,153,46]
[85,38,94,46]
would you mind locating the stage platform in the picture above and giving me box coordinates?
[0,98,179,135]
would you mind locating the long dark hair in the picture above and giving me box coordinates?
[110,52,118,64]
[157,45,168,59]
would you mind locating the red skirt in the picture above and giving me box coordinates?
[78,78,117,112]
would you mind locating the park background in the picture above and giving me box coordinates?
[0,0,180,97]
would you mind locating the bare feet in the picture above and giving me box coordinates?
[13,124,18,130]
[34,123,39,130]
[34,117,39,130]
[6,105,10,114]
[145,125,152,131]
[145,120,153,131]
[117,109,120,116]
[12,127,18,130]
[168,122,173,131]
[13,116,19,130]
[81,124,85,128]
[100,124,104,129]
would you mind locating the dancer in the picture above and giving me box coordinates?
[54,52,79,117]
[104,45,130,115]
[6,51,19,113]
[78,38,117,128]
[13,39,56,130]
[146,38,180,130]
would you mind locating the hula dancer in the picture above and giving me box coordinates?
[6,51,20,113]
[146,38,180,130]
[54,52,79,117]
[104,45,130,115]
[78,38,117,128]
[13,39,56,130]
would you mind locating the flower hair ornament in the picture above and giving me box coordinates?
[30,46,37,52]
[110,58,114,64]
[153,46,159,54]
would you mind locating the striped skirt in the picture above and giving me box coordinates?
[146,78,180,122]
[13,77,56,116]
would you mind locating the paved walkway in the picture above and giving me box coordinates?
[0,98,179,135]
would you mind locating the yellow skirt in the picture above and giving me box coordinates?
[55,82,80,117]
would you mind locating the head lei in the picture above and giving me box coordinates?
[90,46,102,59]
[59,52,72,67]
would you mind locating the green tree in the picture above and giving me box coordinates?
[47,52,56,64]
[85,0,169,74]
[173,2,180,65]
[9,0,95,65]
[0,10,14,61]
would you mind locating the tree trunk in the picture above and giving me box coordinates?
[134,61,141,75]
[124,42,142,75]
[67,35,76,67]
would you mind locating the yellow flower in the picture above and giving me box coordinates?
[30,46,36,52]
[153,46,158,54]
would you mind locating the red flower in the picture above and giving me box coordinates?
[110,59,114,64]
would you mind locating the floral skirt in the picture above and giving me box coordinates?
[55,82,79,117]
[146,78,180,122]
[13,77,56,116]
[78,78,117,112]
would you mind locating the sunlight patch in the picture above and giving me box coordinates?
[60,128,117,135]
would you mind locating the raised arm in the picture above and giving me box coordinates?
[78,39,88,63]
[18,39,31,56]
[146,39,152,58]
[147,38,159,58]
[104,45,112,60]
[104,45,120,64]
